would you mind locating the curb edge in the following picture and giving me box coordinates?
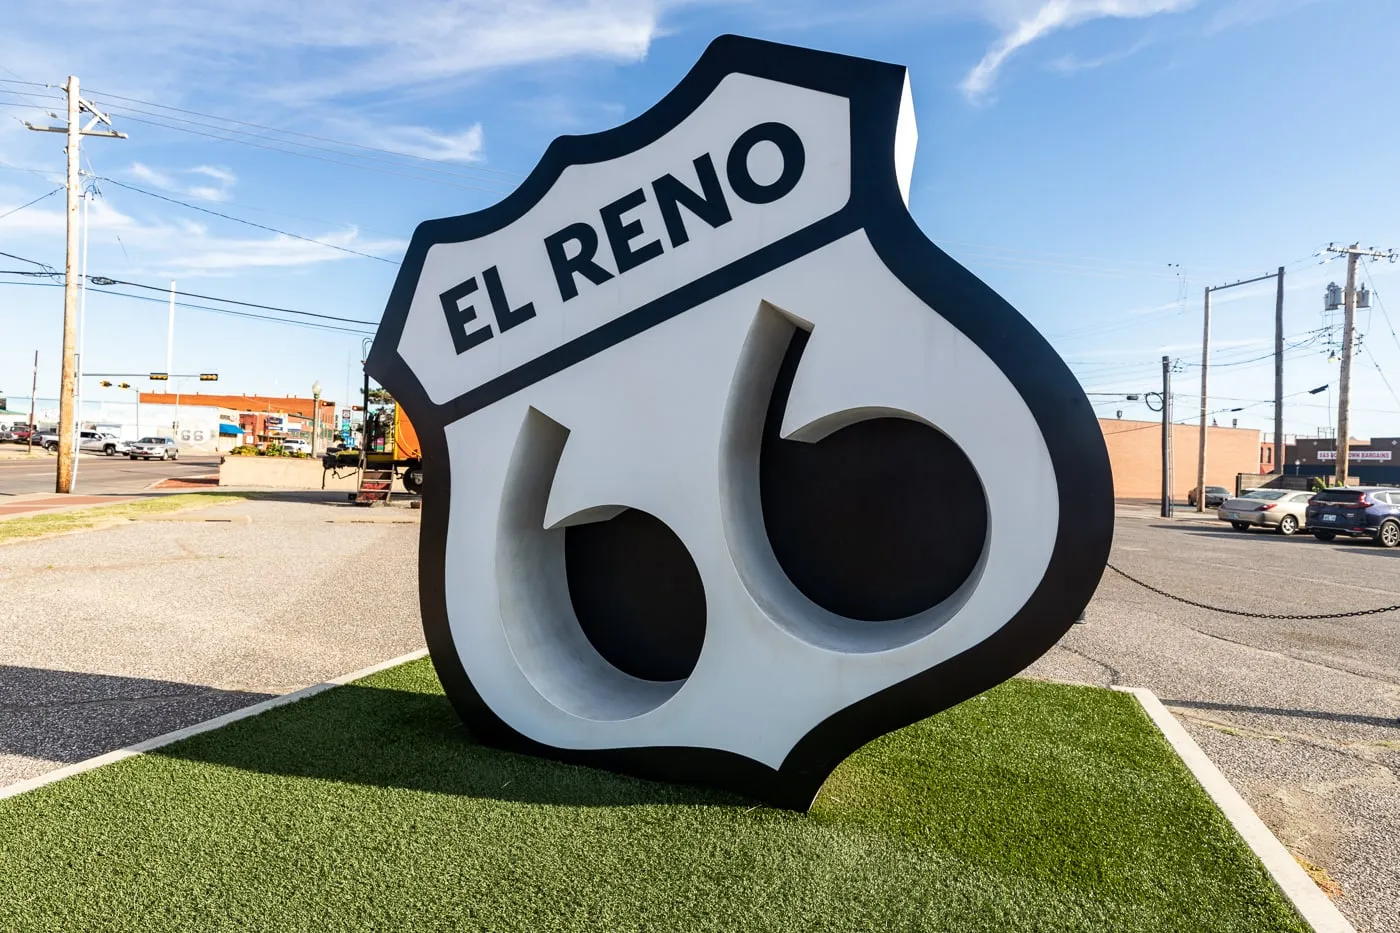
[1112,684,1356,933]
[0,648,431,802]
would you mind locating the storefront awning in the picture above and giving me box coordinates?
[219,423,244,436]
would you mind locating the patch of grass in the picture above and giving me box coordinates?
[0,492,248,542]
[0,663,1309,933]
[1294,854,1343,898]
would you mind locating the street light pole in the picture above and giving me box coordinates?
[311,381,322,457]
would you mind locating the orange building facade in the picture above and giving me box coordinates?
[1099,418,1262,501]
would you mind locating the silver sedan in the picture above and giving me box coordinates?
[1217,489,1314,536]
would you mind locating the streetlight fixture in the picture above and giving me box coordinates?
[311,380,322,457]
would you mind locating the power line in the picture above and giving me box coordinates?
[0,279,375,336]
[1361,259,1400,358]
[90,99,516,190]
[0,247,377,327]
[0,249,59,276]
[0,186,63,222]
[99,277,377,325]
[100,111,513,195]
[98,176,401,265]
[84,86,523,179]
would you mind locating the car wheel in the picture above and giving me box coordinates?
[171,450,178,460]
[1313,531,1336,542]
[1278,514,1299,536]
[1230,521,1250,531]
[129,454,137,460]
[1379,520,1400,549]
[104,445,115,456]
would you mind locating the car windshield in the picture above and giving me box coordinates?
[1243,490,1286,500]
[1206,487,1229,494]
[137,437,161,444]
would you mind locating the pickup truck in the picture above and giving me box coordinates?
[79,431,130,456]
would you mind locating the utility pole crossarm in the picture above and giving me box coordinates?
[24,75,126,494]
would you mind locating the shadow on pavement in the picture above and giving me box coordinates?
[153,683,744,808]
[0,665,275,765]
[1162,697,1400,729]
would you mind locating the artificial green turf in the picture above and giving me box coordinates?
[0,661,1308,933]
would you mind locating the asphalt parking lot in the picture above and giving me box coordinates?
[0,494,424,786]
[0,497,1395,931]
[1029,510,1400,933]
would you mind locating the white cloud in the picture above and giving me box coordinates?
[961,0,1195,102]
[165,228,407,272]
[377,124,486,163]
[1047,36,1152,72]
[0,195,403,274]
[125,161,236,202]
[191,165,237,185]
[129,162,176,189]
[6,1,666,102]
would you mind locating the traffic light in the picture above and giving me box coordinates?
[99,380,112,387]
[150,373,168,381]
[118,382,131,389]
[199,373,218,381]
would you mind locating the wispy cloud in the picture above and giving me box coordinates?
[377,124,485,162]
[191,164,237,185]
[127,162,237,202]
[961,0,1195,102]
[1047,36,1152,72]
[0,197,403,273]
[11,0,667,102]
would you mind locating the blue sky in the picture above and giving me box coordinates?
[2,0,1397,441]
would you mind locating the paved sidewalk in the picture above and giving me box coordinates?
[0,497,424,787]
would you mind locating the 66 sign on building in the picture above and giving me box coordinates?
[367,35,1114,809]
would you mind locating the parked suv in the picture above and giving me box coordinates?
[128,436,179,461]
[1305,488,1400,548]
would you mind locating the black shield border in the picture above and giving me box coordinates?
[366,33,1115,811]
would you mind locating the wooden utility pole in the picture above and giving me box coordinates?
[1196,270,1282,511]
[1272,266,1285,474]
[26,350,38,453]
[24,76,125,492]
[1196,287,1210,511]
[1325,243,1398,487]
[1160,355,1173,518]
[1335,249,1360,488]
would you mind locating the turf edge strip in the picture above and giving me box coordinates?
[1112,685,1355,933]
[0,648,431,802]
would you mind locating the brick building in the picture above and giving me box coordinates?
[1099,418,1262,500]
[139,392,338,449]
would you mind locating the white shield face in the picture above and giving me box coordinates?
[368,35,1113,810]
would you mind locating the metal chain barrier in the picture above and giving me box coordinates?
[1105,563,1400,620]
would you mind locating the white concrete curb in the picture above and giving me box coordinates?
[1113,685,1356,933]
[0,649,431,803]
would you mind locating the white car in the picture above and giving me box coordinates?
[128,436,180,460]
[1217,489,1314,536]
[281,438,312,455]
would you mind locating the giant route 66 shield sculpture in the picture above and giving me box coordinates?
[367,34,1114,810]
